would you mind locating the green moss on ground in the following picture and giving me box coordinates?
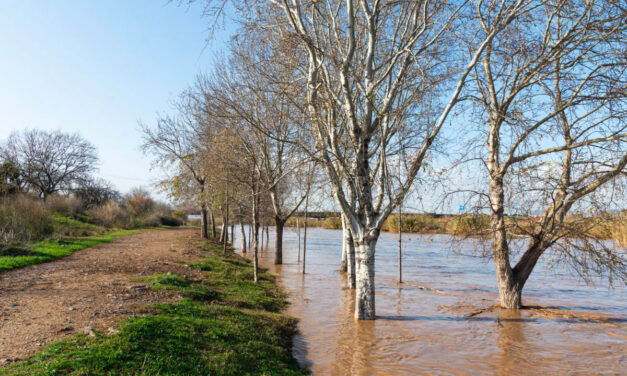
[2,240,308,376]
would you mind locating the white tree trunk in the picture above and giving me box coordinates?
[489,173,522,309]
[340,225,348,272]
[343,214,356,289]
[297,217,301,263]
[354,240,376,320]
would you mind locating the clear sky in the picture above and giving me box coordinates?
[0,0,230,200]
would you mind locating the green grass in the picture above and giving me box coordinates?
[0,224,142,272]
[2,241,308,376]
[51,215,108,237]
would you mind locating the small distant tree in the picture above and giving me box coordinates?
[2,129,98,199]
[74,178,121,208]
[0,160,22,196]
[125,187,155,217]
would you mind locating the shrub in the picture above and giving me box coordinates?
[612,220,627,247]
[383,214,442,233]
[145,214,162,227]
[74,178,121,208]
[447,214,490,235]
[171,210,188,223]
[88,200,131,228]
[159,216,184,227]
[0,194,54,243]
[44,194,84,216]
[125,188,155,217]
[322,216,342,229]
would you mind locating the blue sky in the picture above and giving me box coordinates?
[0,0,230,199]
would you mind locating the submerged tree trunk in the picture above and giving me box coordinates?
[265,225,269,249]
[297,216,301,263]
[398,205,403,284]
[239,222,247,253]
[274,218,285,264]
[497,272,522,309]
[347,234,356,289]
[342,215,356,288]
[302,196,308,274]
[340,220,348,272]
[489,175,522,309]
[200,205,209,240]
[355,239,376,320]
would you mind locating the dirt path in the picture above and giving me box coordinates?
[0,228,205,364]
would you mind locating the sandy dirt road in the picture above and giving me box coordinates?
[0,228,204,364]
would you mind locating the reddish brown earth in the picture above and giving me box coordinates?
[0,228,203,365]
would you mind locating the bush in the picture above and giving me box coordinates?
[612,220,627,247]
[159,216,184,227]
[88,201,131,228]
[322,216,342,229]
[88,194,181,230]
[447,214,490,235]
[0,194,54,243]
[44,194,84,216]
[125,188,155,217]
[171,210,188,223]
[384,214,443,233]
[74,178,121,209]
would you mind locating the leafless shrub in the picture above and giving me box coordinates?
[0,194,53,244]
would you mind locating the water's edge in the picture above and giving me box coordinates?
[237,226,626,375]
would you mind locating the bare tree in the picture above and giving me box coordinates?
[141,95,212,239]
[464,0,627,308]
[2,129,98,199]
[201,35,312,265]
[74,177,121,208]
[240,0,531,319]
[199,93,268,282]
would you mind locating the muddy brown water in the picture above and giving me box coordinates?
[238,227,626,375]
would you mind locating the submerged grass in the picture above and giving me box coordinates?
[2,240,308,376]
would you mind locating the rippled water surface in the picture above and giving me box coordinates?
[237,227,626,375]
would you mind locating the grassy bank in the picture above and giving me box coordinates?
[0,227,142,272]
[1,192,187,273]
[0,215,146,272]
[2,240,307,376]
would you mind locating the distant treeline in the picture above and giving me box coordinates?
[285,212,627,246]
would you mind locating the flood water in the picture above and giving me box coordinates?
[237,227,626,375]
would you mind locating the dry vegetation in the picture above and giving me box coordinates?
[0,191,187,274]
[287,213,626,246]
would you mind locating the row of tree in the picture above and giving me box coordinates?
[147,0,626,320]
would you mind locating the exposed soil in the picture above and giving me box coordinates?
[0,228,205,365]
